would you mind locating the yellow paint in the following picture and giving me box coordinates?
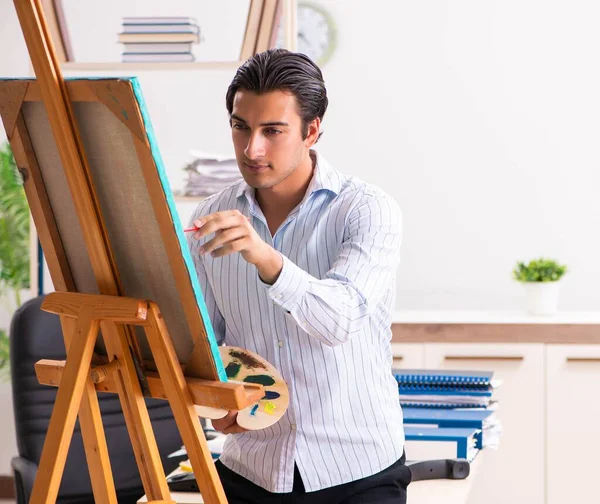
[179,459,193,472]
[264,402,276,415]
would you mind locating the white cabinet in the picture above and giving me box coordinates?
[391,343,425,369]
[546,345,600,504]
[424,343,545,504]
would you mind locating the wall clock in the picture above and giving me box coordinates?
[277,2,337,66]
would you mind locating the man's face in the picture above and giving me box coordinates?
[230,89,309,190]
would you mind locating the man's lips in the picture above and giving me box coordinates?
[244,162,269,171]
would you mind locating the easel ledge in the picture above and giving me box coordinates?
[35,293,264,411]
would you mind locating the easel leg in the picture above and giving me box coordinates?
[60,317,118,503]
[30,308,102,504]
[101,321,173,501]
[144,303,228,504]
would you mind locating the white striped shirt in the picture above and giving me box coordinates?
[187,151,405,493]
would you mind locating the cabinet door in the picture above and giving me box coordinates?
[424,343,545,504]
[391,343,424,369]
[546,345,600,504]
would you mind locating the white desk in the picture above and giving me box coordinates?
[139,450,488,504]
[408,450,486,503]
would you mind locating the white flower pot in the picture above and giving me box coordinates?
[524,281,560,316]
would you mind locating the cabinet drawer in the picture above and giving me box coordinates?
[547,345,600,504]
[424,343,545,504]
[390,343,424,369]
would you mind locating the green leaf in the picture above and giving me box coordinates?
[0,330,9,377]
[0,141,30,292]
[0,140,30,377]
[512,257,567,283]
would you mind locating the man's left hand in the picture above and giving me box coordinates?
[192,210,283,284]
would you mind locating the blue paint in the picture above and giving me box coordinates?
[244,375,275,386]
[250,404,259,416]
[225,362,241,378]
[262,391,280,401]
[106,87,131,125]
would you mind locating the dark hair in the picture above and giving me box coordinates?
[226,49,328,141]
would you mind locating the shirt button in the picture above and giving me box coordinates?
[275,294,283,300]
[278,341,284,348]
[291,424,296,430]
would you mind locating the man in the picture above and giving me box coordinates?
[187,49,410,503]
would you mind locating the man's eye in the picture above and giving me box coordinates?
[265,128,282,135]
[232,123,246,130]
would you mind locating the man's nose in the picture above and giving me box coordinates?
[244,133,266,160]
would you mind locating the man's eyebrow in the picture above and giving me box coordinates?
[230,113,289,127]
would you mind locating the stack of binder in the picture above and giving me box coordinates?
[395,369,501,409]
[117,16,200,63]
[396,368,503,462]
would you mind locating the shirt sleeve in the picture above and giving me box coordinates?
[261,191,402,347]
[186,207,226,346]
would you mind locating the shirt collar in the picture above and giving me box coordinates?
[235,150,342,200]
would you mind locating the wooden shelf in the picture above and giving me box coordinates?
[61,61,243,72]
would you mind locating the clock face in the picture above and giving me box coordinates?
[276,3,337,66]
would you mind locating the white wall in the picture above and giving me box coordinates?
[317,0,600,310]
[1,0,599,312]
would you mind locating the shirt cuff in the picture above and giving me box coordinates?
[261,254,311,312]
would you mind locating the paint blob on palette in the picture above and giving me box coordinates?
[195,346,289,430]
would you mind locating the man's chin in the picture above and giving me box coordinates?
[241,173,277,190]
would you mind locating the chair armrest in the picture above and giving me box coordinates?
[11,456,38,504]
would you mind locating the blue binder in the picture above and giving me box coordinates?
[402,407,494,426]
[394,369,494,388]
[402,407,497,448]
[399,401,497,410]
[398,387,493,397]
[404,426,480,461]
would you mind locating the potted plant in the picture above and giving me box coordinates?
[0,140,29,475]
[0,140,30,379]
[512,257,567,316]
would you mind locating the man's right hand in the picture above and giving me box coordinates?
[211,411,248,434]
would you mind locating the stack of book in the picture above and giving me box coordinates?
[395,368,503,462]
[117,16,200,63]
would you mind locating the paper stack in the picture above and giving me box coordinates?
[182,150,243,197]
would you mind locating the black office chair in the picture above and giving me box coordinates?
[9,295,184,503]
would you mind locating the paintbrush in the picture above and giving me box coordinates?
[183,216,251,233]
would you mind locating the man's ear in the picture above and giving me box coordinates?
[305,118,321,147]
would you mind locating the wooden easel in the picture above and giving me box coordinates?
[8,1,265,503]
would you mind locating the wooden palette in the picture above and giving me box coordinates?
[195,346,289,430]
